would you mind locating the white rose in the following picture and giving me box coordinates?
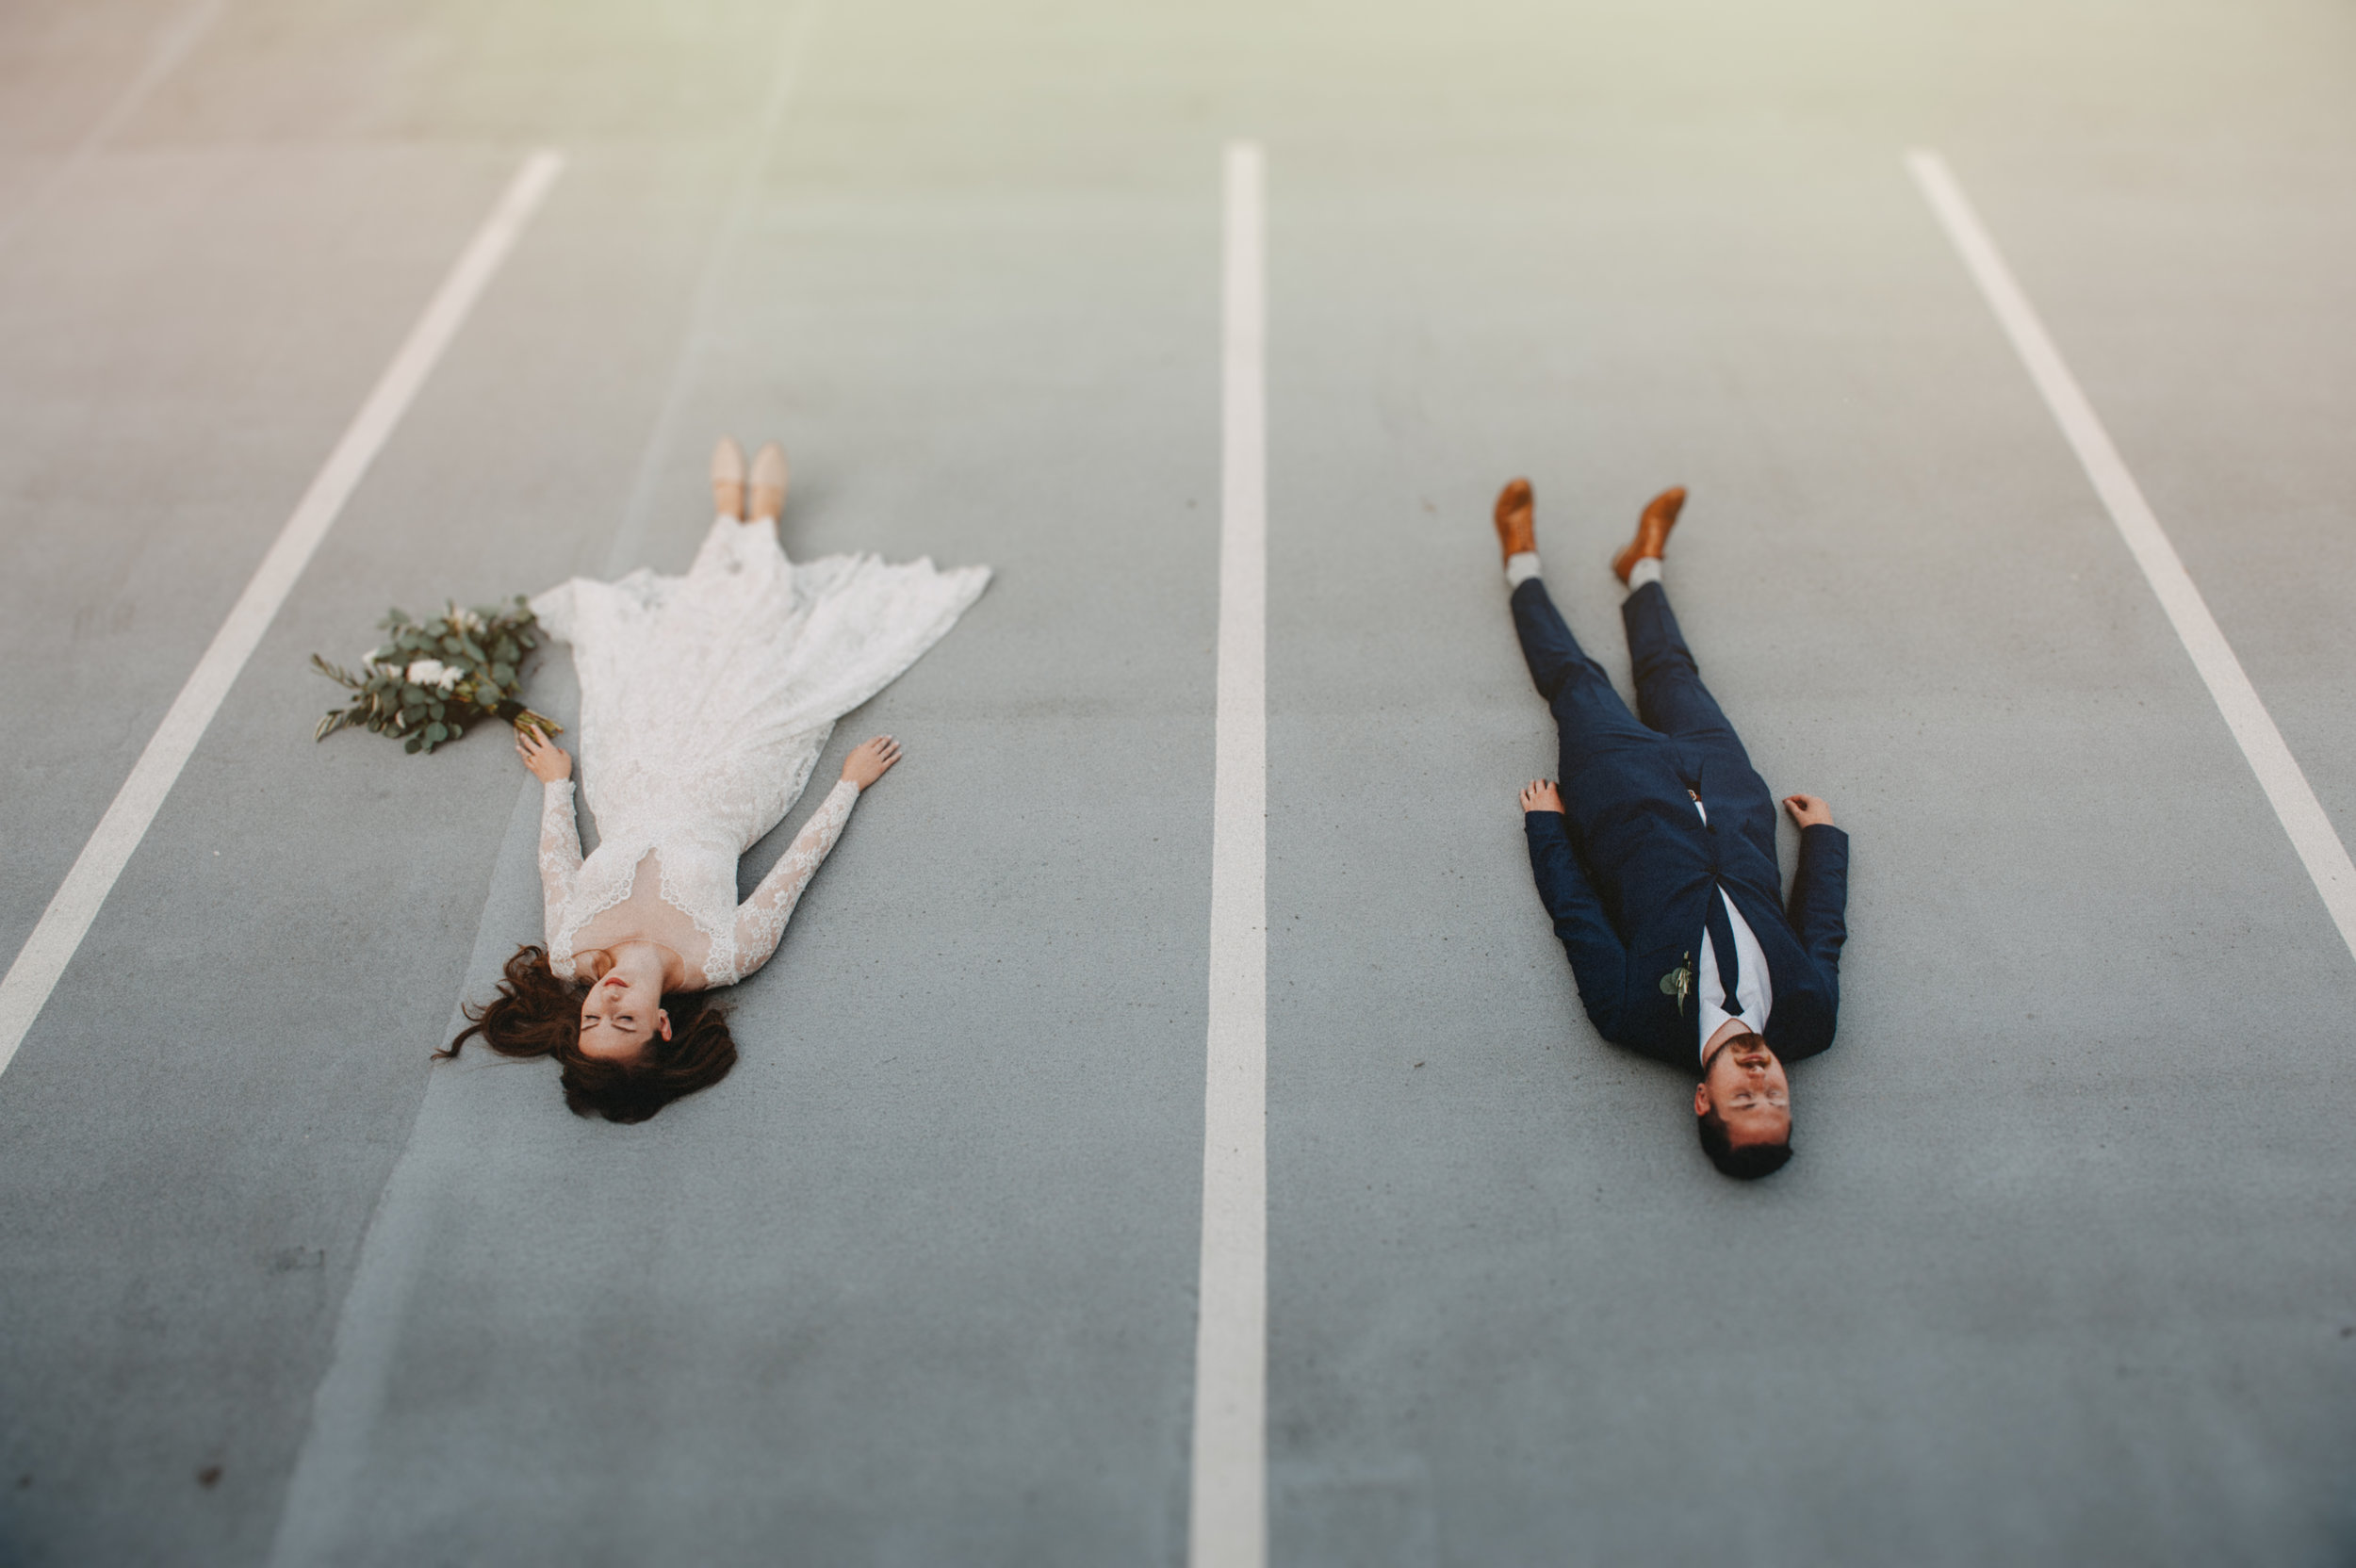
[405,659,449,687]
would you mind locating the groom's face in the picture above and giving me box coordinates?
[1695,1035,1791,1148]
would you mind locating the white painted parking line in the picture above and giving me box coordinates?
[1190,139,1268,1568]
[0,149,565,1078]
[266,13,828,1550]
[1908,148,2356,967]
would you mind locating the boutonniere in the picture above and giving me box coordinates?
[1659,953,1693,1015]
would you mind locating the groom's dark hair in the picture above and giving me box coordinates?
[1697,1108,1793,1180]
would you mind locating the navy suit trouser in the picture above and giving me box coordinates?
[1510,577,1776,867]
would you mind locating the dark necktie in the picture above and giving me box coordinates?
[1703,887,1745,1020]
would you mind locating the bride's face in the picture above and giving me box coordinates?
[579,970,669,1061]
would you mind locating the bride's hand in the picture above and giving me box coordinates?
[842,735,901,790]
[517,725,572,783]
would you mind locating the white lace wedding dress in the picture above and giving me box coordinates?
[529,515,989,990]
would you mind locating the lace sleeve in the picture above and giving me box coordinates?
[728,778,860,983]
[538,779,584,973]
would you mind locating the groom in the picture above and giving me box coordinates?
[1497,480,1851,1180]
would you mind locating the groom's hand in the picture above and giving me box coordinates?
[1782,793,1834,828]
[1520,779,1563,815]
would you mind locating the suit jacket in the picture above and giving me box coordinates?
[1523,757,1850,1072]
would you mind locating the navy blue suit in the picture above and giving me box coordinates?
[1515,577,1851,1072]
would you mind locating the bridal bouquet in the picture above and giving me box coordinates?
[311,598,561,755]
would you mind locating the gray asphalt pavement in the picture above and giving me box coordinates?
[2,0,2354,1563]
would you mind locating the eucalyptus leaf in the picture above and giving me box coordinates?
[311,596,545,757]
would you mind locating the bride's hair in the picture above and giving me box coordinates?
[440,944,738,1124]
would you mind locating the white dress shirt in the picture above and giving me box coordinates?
[1691,796,1772,1063]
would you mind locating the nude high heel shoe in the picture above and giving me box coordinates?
[749,441,788,523]
[711,436,747,520]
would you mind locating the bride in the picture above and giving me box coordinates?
[442,438,990,1122]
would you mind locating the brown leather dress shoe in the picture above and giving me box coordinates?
[749,441,789,523]
[1612,485,1687,583]
[711,436,746,520]
[1494,477,1536,561]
